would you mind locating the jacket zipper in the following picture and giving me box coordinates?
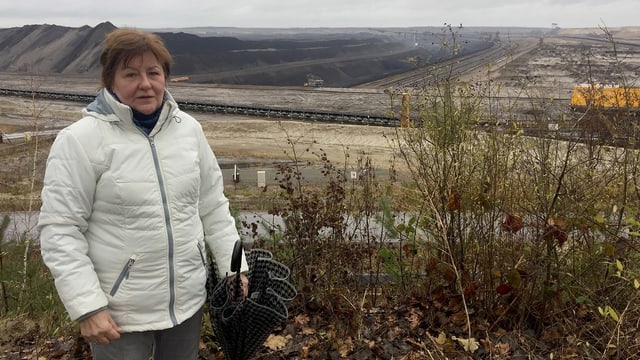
[109,255,137,296]
[149,136,178,326]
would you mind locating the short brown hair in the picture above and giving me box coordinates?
[100,28,173,89]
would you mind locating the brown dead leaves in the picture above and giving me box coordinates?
[249,297,534,359]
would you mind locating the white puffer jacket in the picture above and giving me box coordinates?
[38,89,247,332]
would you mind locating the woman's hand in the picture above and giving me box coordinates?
[80,309,122,345]
[226,273,249,300]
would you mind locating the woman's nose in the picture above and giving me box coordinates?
[139,74,151,88]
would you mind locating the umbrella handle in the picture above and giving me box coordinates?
[230,240,243,301]
[230,240,243,273]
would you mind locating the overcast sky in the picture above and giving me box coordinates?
[0,0,637,29]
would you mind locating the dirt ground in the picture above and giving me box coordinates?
[0,98,396,162]
[0,95,402,205]
[0,95,398,165]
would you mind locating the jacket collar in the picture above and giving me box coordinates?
[85,88,179,134]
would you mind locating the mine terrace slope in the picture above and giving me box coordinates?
[0,23,506,87]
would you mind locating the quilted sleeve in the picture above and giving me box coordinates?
[38,128,108,321]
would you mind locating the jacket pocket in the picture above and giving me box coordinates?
[196,241,207,270]
[110,255,137,296]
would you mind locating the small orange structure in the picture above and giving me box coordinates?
[169,76,189,82]
[571,84,640,111]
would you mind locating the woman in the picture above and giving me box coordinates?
[38,28,248,359]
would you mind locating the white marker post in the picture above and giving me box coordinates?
[257,170,266,189]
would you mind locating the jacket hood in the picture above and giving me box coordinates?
[85,89,114,116]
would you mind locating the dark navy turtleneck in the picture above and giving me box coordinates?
[132,108,161,135]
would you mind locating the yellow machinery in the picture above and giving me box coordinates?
[571,84,640,111]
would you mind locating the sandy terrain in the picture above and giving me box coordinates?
[201,116,396,166]
[0,92,397,166]
[0,93,401,198]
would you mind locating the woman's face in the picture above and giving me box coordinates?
[111,52,166,115]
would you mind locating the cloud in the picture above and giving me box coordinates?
[0,0,637,29]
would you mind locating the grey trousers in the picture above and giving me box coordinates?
[90,308,203,360]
